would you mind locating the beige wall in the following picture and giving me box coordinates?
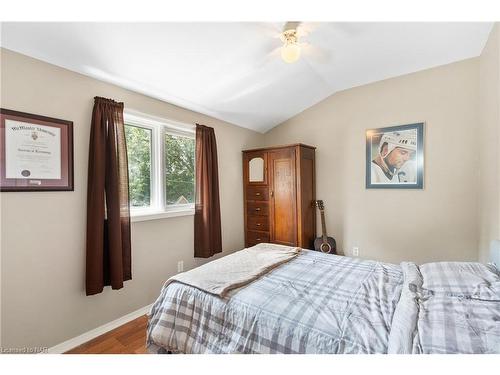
[478,24,500,263]
[264,58,480,265]
[0,48,264,349]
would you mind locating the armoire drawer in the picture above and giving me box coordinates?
[247,215,269,231]
[246,230,270,246]
[247,201,269,216]
[246,186,269,201]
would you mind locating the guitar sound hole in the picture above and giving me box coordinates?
[321,243,332,253]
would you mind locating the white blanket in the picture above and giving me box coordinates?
[165,243,301,297]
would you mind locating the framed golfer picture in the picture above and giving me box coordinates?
[366,122,424,189]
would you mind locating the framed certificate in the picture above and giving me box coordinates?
[0,109,74,191]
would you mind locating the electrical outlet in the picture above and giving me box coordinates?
[177,261,184,273]
[352,247,359,257]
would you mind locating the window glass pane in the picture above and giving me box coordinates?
[125,124,152,208]
[165,133,195,205]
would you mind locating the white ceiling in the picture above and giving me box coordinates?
[1,22,493,133]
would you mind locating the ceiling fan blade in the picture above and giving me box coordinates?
[295,22,319,37]
[298,23,368,64]
[251,23,283,55]
[301,43,332,64]
[256,22,282,35]
[242,46,281,75]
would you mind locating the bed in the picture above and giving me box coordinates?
[147,244,500,354]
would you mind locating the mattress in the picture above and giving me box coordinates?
[147,249,500,354]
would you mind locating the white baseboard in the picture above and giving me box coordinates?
[47,304,152,354]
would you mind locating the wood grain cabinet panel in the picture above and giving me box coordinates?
[243,144,316,249]
[269,148,296,246]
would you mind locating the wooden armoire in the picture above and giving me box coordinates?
[242,144,316,249]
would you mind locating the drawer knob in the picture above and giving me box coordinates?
[255,192,261,196]
[256,223,261,226]
[255,208,261,211]
[256,238,261,241]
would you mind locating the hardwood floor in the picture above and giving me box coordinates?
[65,315,148,354]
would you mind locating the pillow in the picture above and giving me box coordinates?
[419,261,500,300]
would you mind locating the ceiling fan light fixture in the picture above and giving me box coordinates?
[280,29,301,63]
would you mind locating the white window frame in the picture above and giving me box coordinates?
[124,110,195,222]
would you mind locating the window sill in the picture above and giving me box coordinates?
[130,208,195,222]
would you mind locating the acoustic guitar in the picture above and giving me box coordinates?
[314,200,337,254]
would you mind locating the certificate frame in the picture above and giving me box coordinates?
[0,108,74,192]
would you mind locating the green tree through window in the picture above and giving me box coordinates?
[125,121,195,212]
[125,125,151,207]
[165,134,195,205]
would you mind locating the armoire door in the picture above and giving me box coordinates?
[269,148,297,246]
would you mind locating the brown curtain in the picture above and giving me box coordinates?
[86,97,131,296]
[194,124,222,258]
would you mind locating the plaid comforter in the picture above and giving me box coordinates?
[147,250,500,354]
[403,262,500,353]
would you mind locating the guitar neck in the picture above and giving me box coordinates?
[320,210,327,238]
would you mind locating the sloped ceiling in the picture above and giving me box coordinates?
[1,22,493,132]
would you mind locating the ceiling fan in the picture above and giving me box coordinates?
[276,21,340,64]
[280,21,302,63]
[205,22,362,104]
[273,22,365,64]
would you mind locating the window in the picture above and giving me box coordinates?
[125,125,152,208]
[165,133,195,205]
[124,112,195,220]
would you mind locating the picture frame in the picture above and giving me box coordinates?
[366,122,424,189]
[0,108,74,192]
